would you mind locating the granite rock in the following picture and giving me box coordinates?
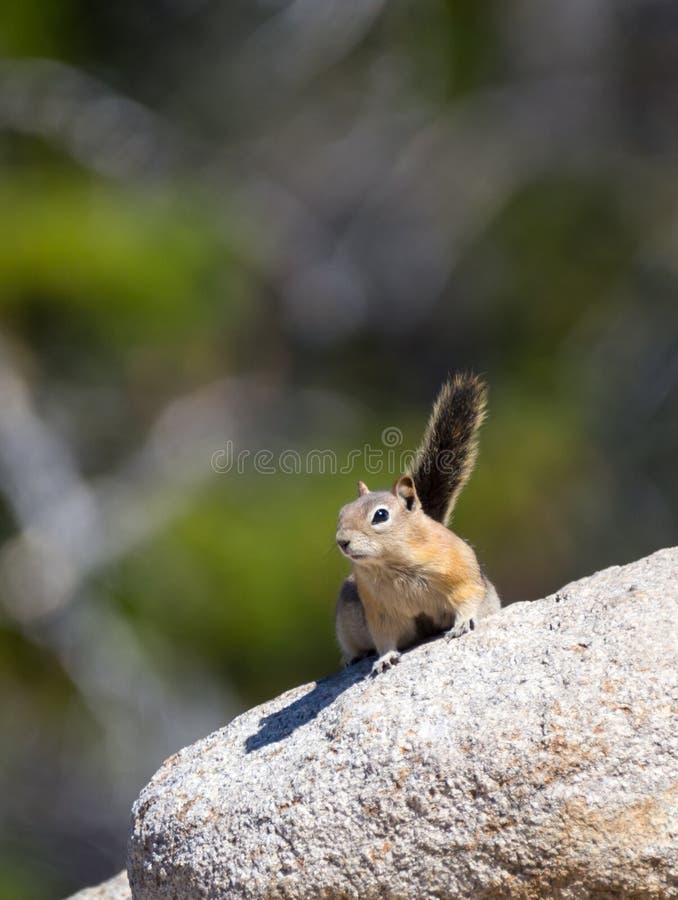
[128,547,678,899]
[65,871,131,900]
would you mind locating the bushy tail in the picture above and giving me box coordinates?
[409,373,488,526]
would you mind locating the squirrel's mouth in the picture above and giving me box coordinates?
[346,549,375,562]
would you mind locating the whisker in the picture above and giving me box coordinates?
[324,541,339,558]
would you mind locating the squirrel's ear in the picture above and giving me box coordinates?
[357,480,370,497]
[393,475,421,512]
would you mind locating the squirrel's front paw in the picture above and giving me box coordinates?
[445,617,475,641]
[371,650,401,677]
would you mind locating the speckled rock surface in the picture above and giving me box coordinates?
[129,547,678,899]
[65,871,131,900]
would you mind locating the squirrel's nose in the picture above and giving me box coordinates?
[337,538,351,553]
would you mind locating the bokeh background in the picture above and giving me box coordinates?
[1,1,677,897]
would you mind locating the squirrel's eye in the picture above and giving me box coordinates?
[371,508,390,525]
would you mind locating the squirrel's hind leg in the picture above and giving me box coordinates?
[335,576,375,666]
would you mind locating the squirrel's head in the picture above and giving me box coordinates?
[336,475,423,565]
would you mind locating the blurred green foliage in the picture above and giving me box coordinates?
[1,1,677,898]
[0,176,236,350]
[0,1,76,58]
[110,474,350,705]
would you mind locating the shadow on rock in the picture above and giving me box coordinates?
[245,658,371,753]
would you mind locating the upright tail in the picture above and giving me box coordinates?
[409,373,488,526]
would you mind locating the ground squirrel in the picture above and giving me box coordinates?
[335,373,500,675]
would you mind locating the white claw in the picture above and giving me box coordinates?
[371,650,401,676]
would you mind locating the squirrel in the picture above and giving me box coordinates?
[335,373,500,676]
